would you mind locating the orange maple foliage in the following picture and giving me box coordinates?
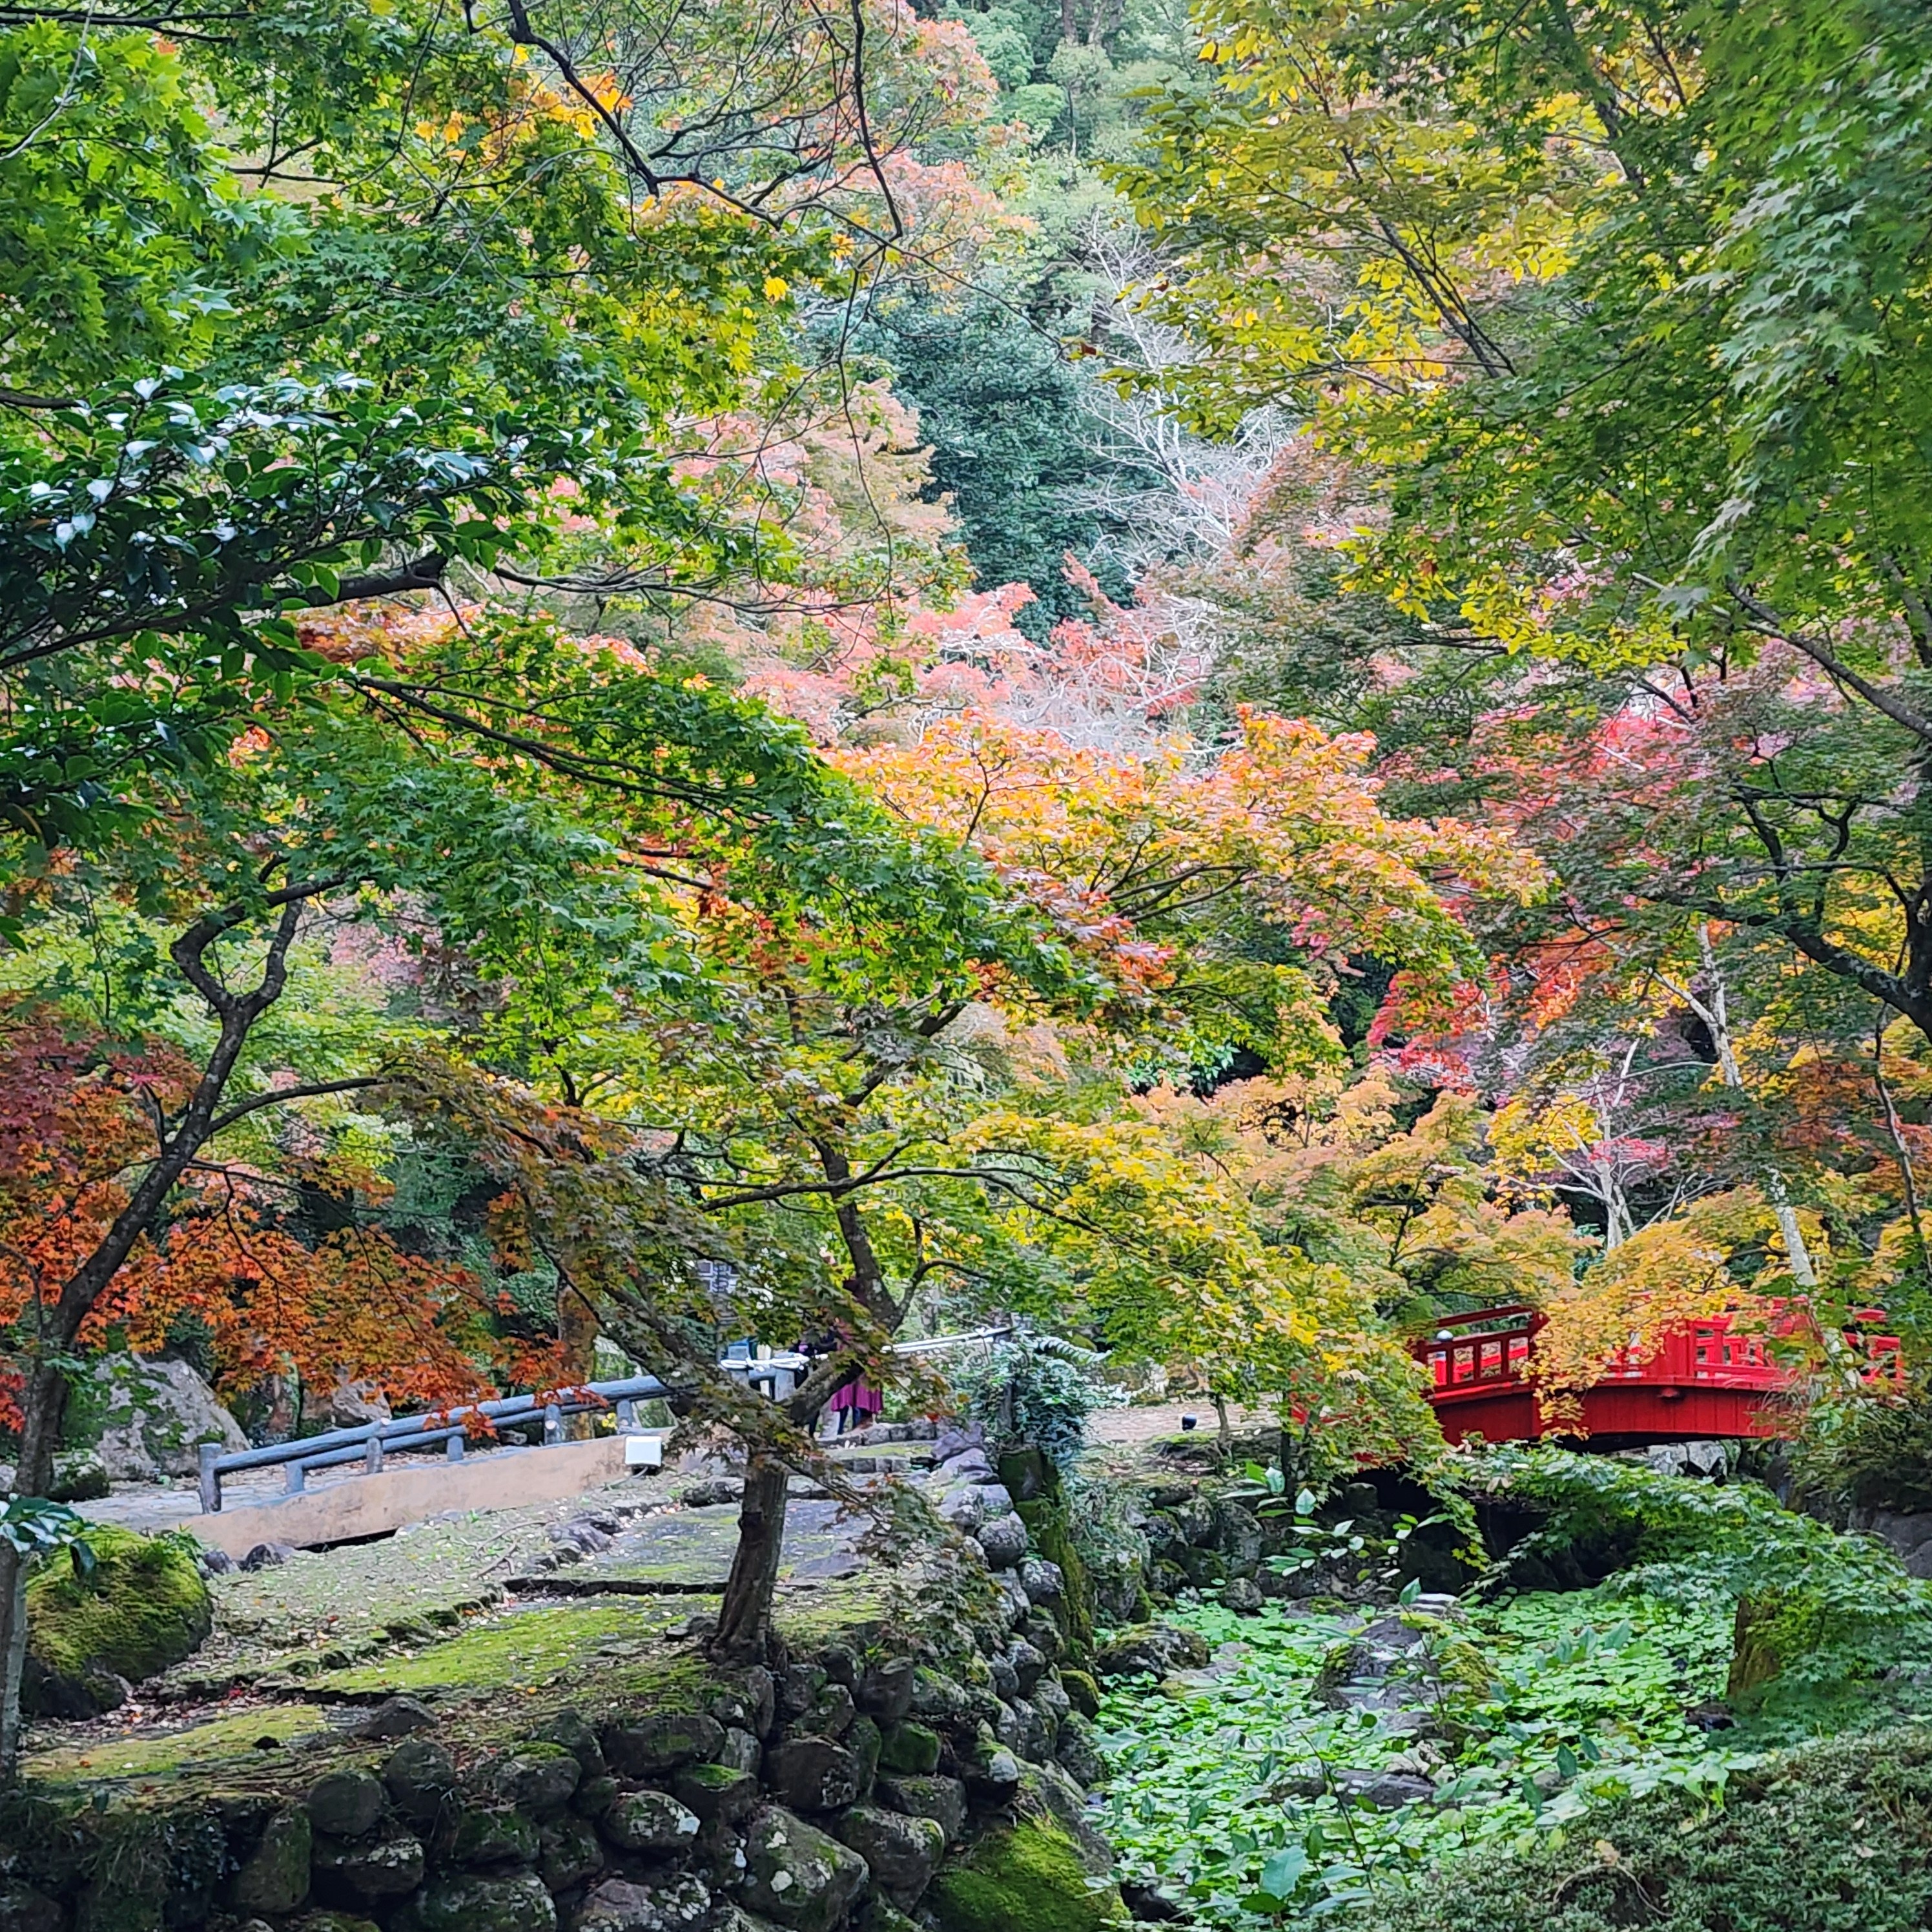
[835,708,1542,999]
[0,1004,517,1427]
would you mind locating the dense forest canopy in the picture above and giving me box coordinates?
[7,0,1932,1817]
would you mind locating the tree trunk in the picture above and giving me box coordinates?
[559,1284,601,1439]
[0,1359,72,1773]
[712,1453,792,1665]
[1677,924,1822,1285]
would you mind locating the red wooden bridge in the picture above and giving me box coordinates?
[1417,1304,1902,1446]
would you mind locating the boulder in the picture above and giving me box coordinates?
[230,1809,313,1917]
[960,1724,1021,1802]
[75,1353,248,1482]
[535,1711,608,1778]
[828,1805,943,1907]
[397,1871,556,1932]
[574,1877,712,1932]
[493,1745,582,1814]
[763,1738,863,1813]
[1220,1577,1264,1614]
[875,1774,967,1845]
[308,1771,386,1838]
[23,1526,212,1717]
[1332,1768,1436,1810]
[856,1656,915,1721]
[311,1832,425,1900]
[998,1697,1045,1761]
[737,1806,868,1932]
[1018,1559,1064,1606]
[1016,1763,1114,1878]
[1058,1668,1100,1718]
[932,1421,986,1461]
[1005,1641,1047,1698]
[794,1682,855,1741]
[934,1490,987,1535]
[816,1644,859,1687]
[1091,1625,1208,1682]
[991,1572,1031,1630]
[778,1665,825,1723]
[539,1816,606,1892]
[599,1791,700,1857]
[47,1452,107,1505]
[875,1722,940,1777]
[1215,1501,1264,1575]
[925,1818,1124,1932]
[844,1714,881,1797]
[1021,1612,1064,1664]
[351,1695,437,1740]
[1033,1673,1069,1729]
[1054,1713,1105,1789]
[908,1669,968,1726]
[708,1667,777,1739]
[671,1762,759,1827]
[573,1776,621,1821]
[384,1740,459,1823]
[717,1728,763,1774]
[325,1376,393,1431]
[447,1807,539,1869]
[938,1485,1012,1536]
[603,1712,724,1778]
[291,1914,383,1932]
[974,1515,1029,1572]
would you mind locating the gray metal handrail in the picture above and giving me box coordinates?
[197,1375,670,1513]
[195,1355,821,1514]
[194,1332,1001,1515]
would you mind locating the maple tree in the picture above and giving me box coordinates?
[0,580,1089,1749]
[0,1006,502,1425]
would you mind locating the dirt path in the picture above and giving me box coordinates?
[1087,1401,1277,1445]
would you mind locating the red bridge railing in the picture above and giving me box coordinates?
[1415,1303,1902,1445]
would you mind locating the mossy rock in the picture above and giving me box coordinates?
[1014,1500,1094,1656]
[25,1526,211,1717]
[927,1819,1127,1932]
[1058,1669,1100,1718]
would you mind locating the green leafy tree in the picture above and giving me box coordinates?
[1115,0,1932,1046]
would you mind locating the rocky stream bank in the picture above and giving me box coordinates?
[5,1417,1415,1932]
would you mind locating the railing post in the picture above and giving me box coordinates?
[544,1403,562,1446]
[286,1461,307,1495]
[616,1399,635,1430]
[365,1431,384,1474]
[446,1430,464,1463]
[199,1442,221,1514]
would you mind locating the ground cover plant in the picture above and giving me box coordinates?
[1356,1723,1932,1932]
[1091,1592,1754,1928]
[1091,1446,1932,1925]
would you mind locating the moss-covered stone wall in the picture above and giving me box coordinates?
[7,1466,1127,1932]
